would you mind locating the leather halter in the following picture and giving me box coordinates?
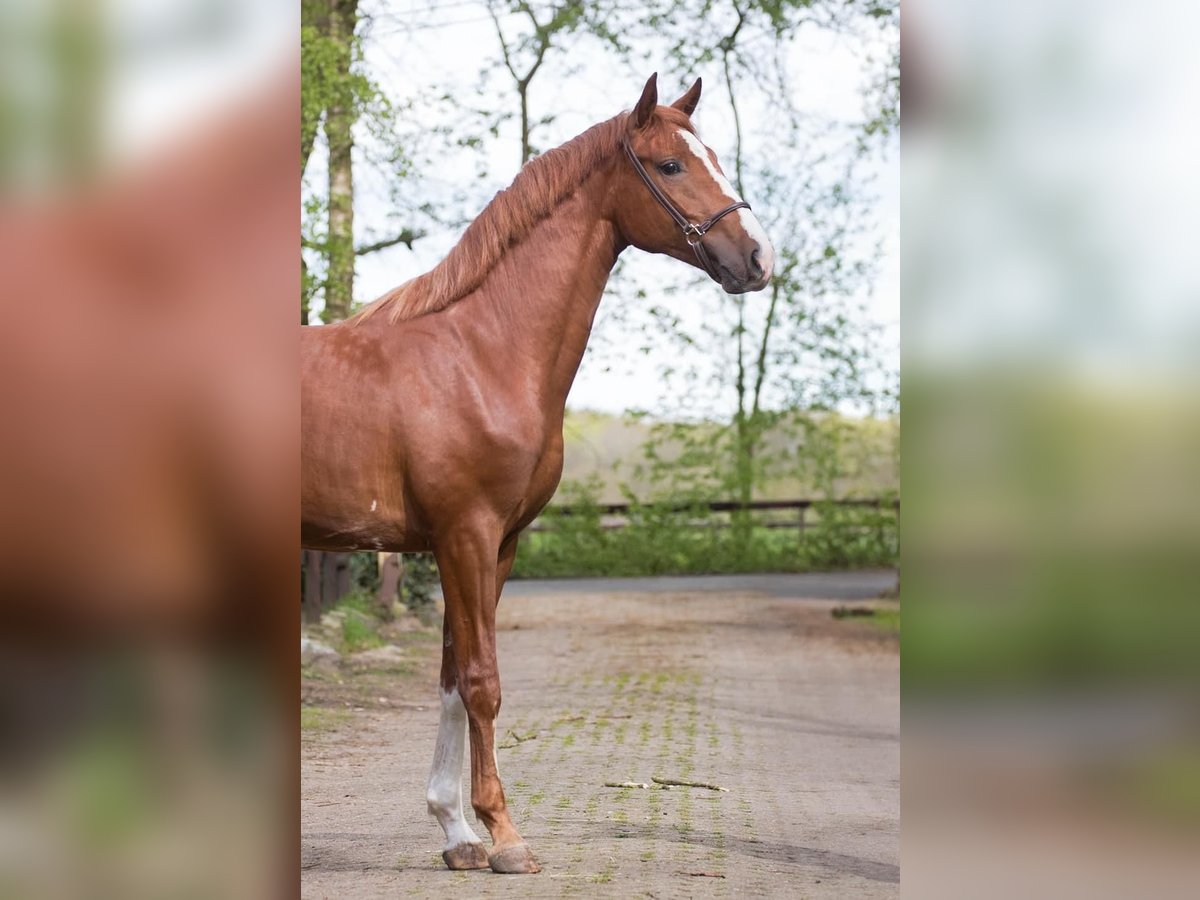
[621,137,751,282]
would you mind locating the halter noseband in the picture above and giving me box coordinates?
[621,137,751,282]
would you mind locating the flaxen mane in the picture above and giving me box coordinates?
[353,107,694,324]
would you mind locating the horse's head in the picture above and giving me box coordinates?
[613,73,774,294]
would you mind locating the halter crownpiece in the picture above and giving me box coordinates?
[621,137,751,282]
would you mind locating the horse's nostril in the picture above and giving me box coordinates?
[749,247,764,278]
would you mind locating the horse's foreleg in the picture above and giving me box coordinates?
[434,525,539,875]
[426,617,488,870]
[495,533,518,603]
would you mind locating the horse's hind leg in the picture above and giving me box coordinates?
[434,524,540,875]
[426,617,489,870]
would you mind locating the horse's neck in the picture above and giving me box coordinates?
[456,182,620,411]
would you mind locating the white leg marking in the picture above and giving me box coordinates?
[676,129,776,277]
[426,687,483,850]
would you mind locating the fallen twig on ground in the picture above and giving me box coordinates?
[497,729,538,749]
[677,870,725,878]
[603,781,655,789]
[652,776,728,792]
[831,604,876,619]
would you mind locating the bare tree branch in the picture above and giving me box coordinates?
[355,230,424,255]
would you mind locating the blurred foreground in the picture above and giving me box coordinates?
[905,1,1200,897]
[1,2,296,897]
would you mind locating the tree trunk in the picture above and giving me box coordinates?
[323,0,359,322]
[731,411,755,551]
[303,550,323,623]
[333,552,352,601]
[320,552,341,611]
[301,254,312,325]
[376,553,404,618]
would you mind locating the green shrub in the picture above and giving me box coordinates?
[340,608,384,652]
[400,553,439,608]
[510,483,898,579]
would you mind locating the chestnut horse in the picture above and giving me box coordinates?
[300,74,774,874]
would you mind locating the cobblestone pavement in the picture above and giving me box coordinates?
[302,575,899,898]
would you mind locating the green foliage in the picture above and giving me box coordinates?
[340,608,384,652]
[301,8,398,170]
[516,407,898,579]
[332,588,387,653]
[300,706,351,734]
[347,552,379,593]
[511,478,897,579]
[801,496,899,567]
[345,551,438,611]
[400,553,440,609]
[335,586,376,616]
[301,1,413,323]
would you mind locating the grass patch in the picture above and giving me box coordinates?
[1127,751,1200,824]
[300,706,351,734]
[831,604,900,634]
[341,611,385,652]
[871,606,901,633]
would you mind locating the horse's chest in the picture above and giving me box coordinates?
[527,440,564,502]
[507,434,564,528]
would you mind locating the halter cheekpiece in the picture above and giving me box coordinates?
[621,137,751,282]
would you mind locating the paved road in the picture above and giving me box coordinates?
[302,573,899,898]
[500,570,898,600]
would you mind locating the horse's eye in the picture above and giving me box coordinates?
[658,160,682,176]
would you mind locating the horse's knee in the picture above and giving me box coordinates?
[458,667,501,720]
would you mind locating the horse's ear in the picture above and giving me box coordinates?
[631,73,658,129]
[671,78,702,117]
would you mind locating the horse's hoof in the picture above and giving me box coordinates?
[488,843,541,874]
[442,842,489,870]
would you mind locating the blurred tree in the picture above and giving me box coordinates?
[302,0,361,322]
[301,0,420,323]
[322,0,358,323]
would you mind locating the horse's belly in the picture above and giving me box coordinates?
[300,510,426,553]
[300,454,420,552]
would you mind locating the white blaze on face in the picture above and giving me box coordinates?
[676,129,775,278]
[426,687,483,850]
